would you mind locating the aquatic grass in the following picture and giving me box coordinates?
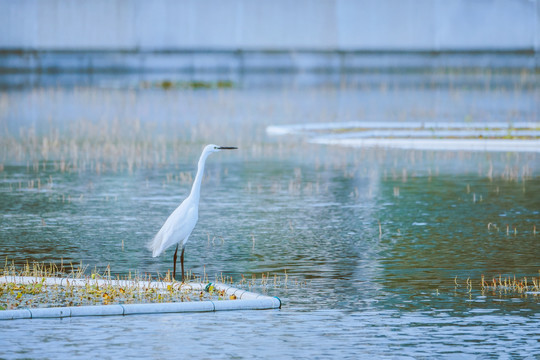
[453,273,540,297]
[1,83,538,184]
[1,122,537,197]
[0,260,220,310]
[0,276,217,311]
[0,260,295,310]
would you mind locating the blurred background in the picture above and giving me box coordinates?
[0,0,538,85]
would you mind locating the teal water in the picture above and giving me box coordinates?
[0,71,539,358]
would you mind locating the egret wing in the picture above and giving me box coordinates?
[148,199,199,257]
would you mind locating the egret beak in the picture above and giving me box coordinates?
[218,146,238,150]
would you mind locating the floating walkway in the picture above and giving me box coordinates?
[0,276,281,320]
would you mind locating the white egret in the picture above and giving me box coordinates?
[148,144,237,282]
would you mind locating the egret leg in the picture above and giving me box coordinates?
[173,245,179,280]
[180,247,185,283]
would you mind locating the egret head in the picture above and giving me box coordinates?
[205,144,238,153]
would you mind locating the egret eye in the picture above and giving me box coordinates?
[214,146,218,149]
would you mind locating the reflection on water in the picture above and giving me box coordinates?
[0,70,539,358]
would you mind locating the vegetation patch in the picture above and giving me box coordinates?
[451,273,540,298]
[0,261,234,310]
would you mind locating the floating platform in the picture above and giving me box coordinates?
[0,276,281,320]
[267,121,540,153]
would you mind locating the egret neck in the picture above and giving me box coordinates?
[189,149,211,204]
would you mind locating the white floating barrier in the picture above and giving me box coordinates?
[0,276,281,320]
[312,137,540,153]
[0,309,32,320]
[213,298,281,311]
[267,121,540,135]
[267,121,540,153]
[28,307,71,319]
[205,282,272,300]
[70,305,125,317]
[122,301,215,315]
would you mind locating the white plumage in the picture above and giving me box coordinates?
[149,199,198,257]
[148,144,237,281]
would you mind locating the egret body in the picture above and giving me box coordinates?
[148,144,237,281]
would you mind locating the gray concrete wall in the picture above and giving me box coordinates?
[1,0,538,51]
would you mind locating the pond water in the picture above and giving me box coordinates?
[0,69,539,358]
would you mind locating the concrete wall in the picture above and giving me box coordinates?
[1,0,538,51]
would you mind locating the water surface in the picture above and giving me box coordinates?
[0,70,539,359]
